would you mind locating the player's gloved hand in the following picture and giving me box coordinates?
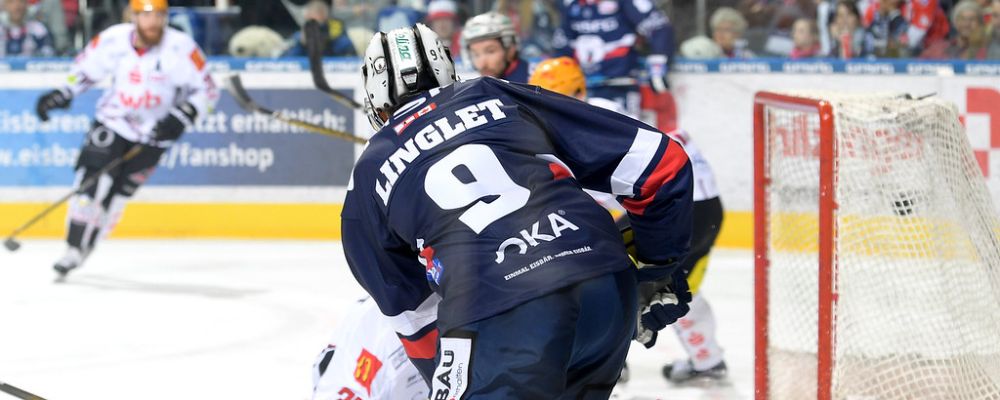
[154,103,197,142]
[635,269,691,349]
[647,54,670,93]
[36,89,73,122]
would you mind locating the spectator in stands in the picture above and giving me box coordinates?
[790,17,822,57]
[425,0,461,57]
[332,0,390,31]
[0,0,54,56]
[862,0,950,56]
[922,0,989,59]
[862,0,909,57]
[988,0,1000,58]
[830,0,866,58]
[29,0,69,55]
[376,1,424,31]
[711,7,755,58]
[283,0,356,57]
[756,0,817,56]
[816,0,835,55]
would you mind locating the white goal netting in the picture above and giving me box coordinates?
[759,92,1000,399]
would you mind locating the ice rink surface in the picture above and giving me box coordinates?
[1,240,753,400]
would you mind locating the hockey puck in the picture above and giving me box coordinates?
[3,238,21,252]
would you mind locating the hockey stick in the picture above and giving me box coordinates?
[303,20,364,110]
[3,146,143,252]
[0,380,48,400]
[223,74,366,145]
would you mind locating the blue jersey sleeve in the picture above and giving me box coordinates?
[341,176,440,376]
[491,80,693,266]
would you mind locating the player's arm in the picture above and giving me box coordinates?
[622,0,675,92]
[36,34,113,121]
[499,81,693,273]
[500,81,694,345]
[341,181,440,382]
[154,41,219,143]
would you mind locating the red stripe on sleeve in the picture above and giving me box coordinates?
[400,328,439,359]
[621,141,688,216]
[549,162,572,180]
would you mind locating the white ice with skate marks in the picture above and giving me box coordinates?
[0,240,754,399]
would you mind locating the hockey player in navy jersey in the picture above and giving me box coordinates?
[552,0,675,119]
[342,23,693,399]
[461,12,530,83]
[531,57,730,386]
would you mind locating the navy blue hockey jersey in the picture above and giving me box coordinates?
[341,77,692,365]
[501,57,531,83]
[552,0,675,84]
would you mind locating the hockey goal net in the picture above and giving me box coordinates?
[754,91,1000,400]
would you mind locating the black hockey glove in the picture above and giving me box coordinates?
[154,103,197,142]
[36,89,73,122]
[635,269,692,349]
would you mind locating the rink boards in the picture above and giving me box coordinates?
[1,58,999,245]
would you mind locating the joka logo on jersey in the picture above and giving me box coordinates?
[494,212,580,264]
[118,90,162,109]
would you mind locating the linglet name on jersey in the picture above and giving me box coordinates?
[376,98,508,205]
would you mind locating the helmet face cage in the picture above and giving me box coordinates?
[362,23,456,131]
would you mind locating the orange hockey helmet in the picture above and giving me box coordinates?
[130,0,168,12]
[528,57,587,98]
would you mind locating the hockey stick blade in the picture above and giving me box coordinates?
[3,238,20,252]
[0,381,47,400]
[304,20,363,110]
[223,74,366,144]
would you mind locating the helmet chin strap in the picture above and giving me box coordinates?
[500,48,519,78]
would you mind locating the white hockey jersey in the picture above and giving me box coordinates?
[665,129,719,202]
[312,298,428,400]
[62,23,218,144]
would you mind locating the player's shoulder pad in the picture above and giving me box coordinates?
[470,76,545,98]
[164,28,208,71]
[90,23,133,49]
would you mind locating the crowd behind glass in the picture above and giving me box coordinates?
[1,0,997,60]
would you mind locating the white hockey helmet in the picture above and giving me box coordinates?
[461,12,518,55]
[362,23,457,130]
